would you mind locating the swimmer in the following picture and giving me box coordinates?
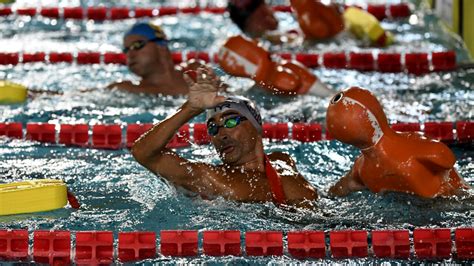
[108,22,219,95]
[228,0,343,42]
[326,87,471,198]
[132,67,318,207]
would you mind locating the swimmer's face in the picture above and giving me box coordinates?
[209,110,260,165]
[244,3,278,37]
[123,34,160,77]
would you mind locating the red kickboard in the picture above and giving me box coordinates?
[203,230,241,256]
[288,231,325,258]
[245,231,283,256]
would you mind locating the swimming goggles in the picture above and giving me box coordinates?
[207,116,247,136]
[123,38,167,53]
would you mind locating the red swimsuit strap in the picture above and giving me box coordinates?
[264,155,286,205]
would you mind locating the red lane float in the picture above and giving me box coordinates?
[0,4,411,20]
[26,123,56,143]
[75,231,114,265]
[203,230,241,256]
[455,228,474,259]
[118,232,156,262]
[33,230,71,265]
[160,230,198,256]
[287,231,325,258]
[0,228,473,262]
[372,230,410,258]
[414,228,452,259]
[0,122,23,138]
[329,230,368,258]
[0,229,29,261]
[92,124,122,149]
[245,231,283,256]
[0,121,472,149]
[59,124,89,146]
[0,50,457,74]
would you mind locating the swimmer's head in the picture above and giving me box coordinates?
[206,96,263,164]
[123,22,171,77]
[124,22,168,48]
[228,0,278,37]
[206,96,262,134]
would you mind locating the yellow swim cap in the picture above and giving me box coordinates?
[0,80,28,104]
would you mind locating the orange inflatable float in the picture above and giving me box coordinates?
[218,35,332,96]
[290,0,344,39]
[326,87,469,198]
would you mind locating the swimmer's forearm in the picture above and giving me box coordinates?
[131,102,202,164]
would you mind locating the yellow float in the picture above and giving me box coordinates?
[0,80,28,104]
[343,7,394,47]
[0,179,68,216]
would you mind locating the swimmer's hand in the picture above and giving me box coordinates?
[184,67,226,112]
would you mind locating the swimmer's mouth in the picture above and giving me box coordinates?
[220,145,235,155]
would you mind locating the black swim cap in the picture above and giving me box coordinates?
[227,0,264,30]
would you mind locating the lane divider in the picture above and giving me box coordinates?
[0,121,472,150]
[0,51,457,74]
[0,3,411,21]
[0,228,472,263]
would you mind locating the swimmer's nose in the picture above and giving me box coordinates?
[331,92,344,104]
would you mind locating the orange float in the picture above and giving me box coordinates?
[218,35,332,96]
[326,87,469,198]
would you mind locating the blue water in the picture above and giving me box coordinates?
[0,0,473,264]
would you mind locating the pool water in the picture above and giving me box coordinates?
[0,0,473,263]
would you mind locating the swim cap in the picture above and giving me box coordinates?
[124,22,168,44]
[206,96,263,133]
[228,0,264,30]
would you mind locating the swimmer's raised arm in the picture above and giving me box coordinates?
[131,67,225,189]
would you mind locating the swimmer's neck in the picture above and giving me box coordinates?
[229,157,265,173]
